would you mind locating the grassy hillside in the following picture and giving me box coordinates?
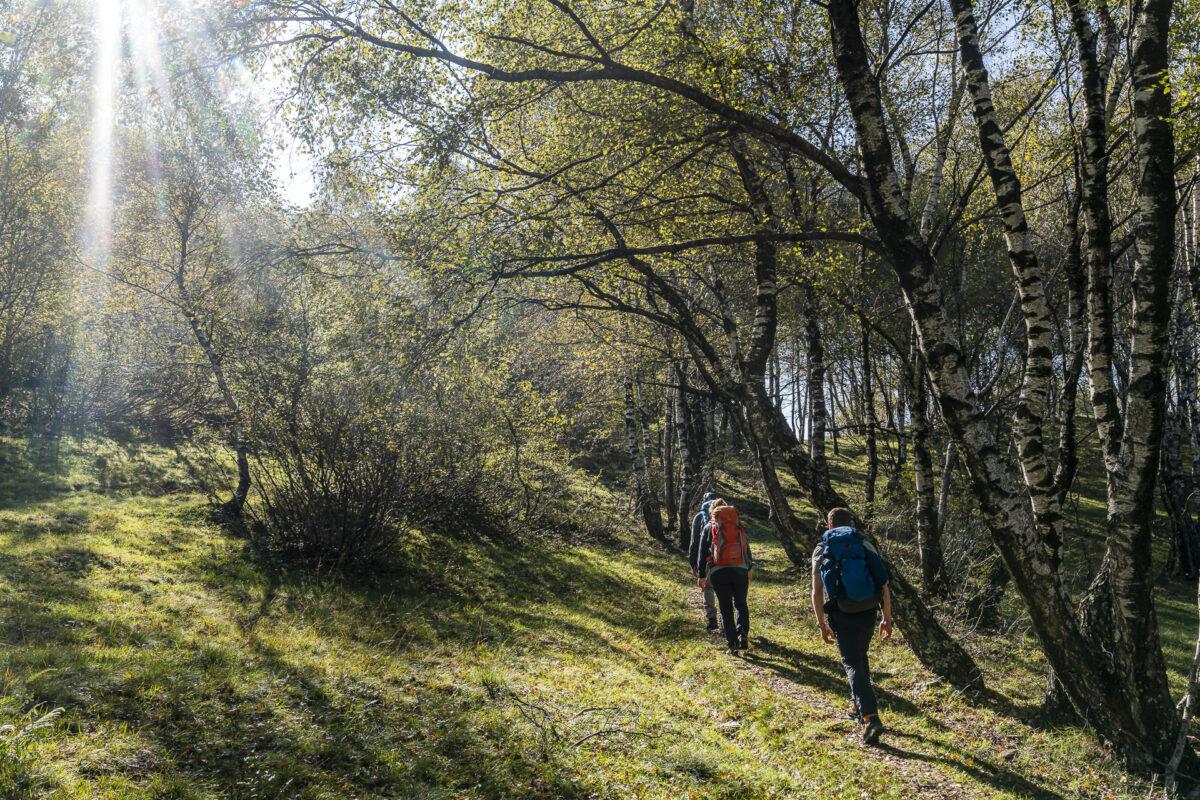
[0,438,1192,799]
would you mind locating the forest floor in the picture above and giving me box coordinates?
[0,437,1195,799]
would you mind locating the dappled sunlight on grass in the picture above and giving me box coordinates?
[0,439,1186,798]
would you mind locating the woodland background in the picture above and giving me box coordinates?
[1,0,1200,797]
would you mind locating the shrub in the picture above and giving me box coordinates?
[249,383,500,568]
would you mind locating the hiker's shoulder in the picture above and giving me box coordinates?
[810,543,824,571]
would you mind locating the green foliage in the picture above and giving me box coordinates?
[0,0,87,432]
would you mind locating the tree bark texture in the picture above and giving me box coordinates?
[1066,0,1123,475]
[1095,0,1178,764]
[949,0,1062,544]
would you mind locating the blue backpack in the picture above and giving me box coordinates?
[819,526,886,613]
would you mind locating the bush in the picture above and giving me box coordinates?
[249,384,501,568]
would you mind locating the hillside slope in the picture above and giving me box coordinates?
[0,439,1189,799]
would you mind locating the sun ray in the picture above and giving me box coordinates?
[83,0,122,269]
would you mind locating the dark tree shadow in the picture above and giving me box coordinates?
[744,638,926,719]
[876,730,1066,800]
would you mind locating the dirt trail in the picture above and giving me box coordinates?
[731,639,976,799]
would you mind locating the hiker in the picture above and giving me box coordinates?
[695,498,753,655]
[811,507,892,745]
[688,491,720,632]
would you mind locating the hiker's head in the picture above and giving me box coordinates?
[702,492,717,503]
[710,498,728,511]
[827,507,854,529]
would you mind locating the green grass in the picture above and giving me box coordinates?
[0,437,1190,798]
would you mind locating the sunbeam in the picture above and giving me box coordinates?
[83,0,121,268]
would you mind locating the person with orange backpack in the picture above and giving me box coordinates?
[695,498,753,655]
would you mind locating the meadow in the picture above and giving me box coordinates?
[0,437,1190,799]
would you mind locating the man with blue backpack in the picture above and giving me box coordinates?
[688,491,720,632]
[811,507,892,744]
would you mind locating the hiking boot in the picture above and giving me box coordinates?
[706,617,720,633]
[738,633,748,650]
[726,647,740,657]
[862,715,885,745]
[846,704,863,724]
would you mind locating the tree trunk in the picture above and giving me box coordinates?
[804,283,828,474]
[636,380,665,533]
[1185,182,1200,493]
[178,291,249,518]
[1161,401,1198,578]
[1093,0,1179,765]
[1164,273,1200,579]
[938,440,957,536]
[663,367,679,534]
[861,315,878,507]
[674,367,700,550]
[910,356,944,594]
[1054,189,1086,506]
[625,378,666,545]
[736,403,810,568]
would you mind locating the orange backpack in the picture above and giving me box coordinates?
[710,505,748,567]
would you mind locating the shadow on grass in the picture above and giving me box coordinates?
[1,539,590,799]
[742,638,926,720]
[0,439,72,510]
[879,730,1066,800]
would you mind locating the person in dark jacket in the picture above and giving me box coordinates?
[688,492,719,632]
[811,507,892,745]
[695,499,753,655]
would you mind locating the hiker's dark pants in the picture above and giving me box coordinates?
[710,568,749,649]
[829,608,879,718]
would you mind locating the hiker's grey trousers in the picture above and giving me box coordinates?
[703,581,716,619]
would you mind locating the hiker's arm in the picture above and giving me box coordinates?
[745,532,753,580]
[812,570,835,644]
[879,584,893,641]
[696,528,711,586]
[688,514,701,574]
